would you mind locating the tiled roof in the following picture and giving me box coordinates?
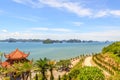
[4,48,29,60]
[1,61,10,68]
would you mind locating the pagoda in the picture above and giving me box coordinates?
[1,48,30,68]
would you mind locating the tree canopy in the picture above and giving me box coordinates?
[102,42,120,56]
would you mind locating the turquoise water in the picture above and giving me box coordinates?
[0,42,111,60]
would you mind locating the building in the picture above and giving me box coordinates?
[1,48,30,68]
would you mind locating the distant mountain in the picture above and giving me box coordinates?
[0,38,110,43]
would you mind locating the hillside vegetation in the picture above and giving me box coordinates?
[102,41,120,63]
[102,41,120,56]
[94,41,120,79]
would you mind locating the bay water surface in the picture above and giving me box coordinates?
[0,42,111,60]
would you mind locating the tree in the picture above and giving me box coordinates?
[0,52,3,79]
[0,67,3,80]
[35,58,49,80]
[35,73,38,80]
[22,62,33,80]
[0,52,3,64]
[6,62,32,80]
[48,60,56,80]
[58,75,61,80]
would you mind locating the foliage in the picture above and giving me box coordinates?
[102,42,120,56]
[62,74,68,80]
[35,58,49,80]
[35,58,57,80]
[0,52,3,63]
[101,41,120,76]
[93,54,115,75]
[58,75,61,80]
[68,69,80,79]
[48,60,56,80]
[93,52,120,79]
[66,58,84,80]
[62,66,104,80]
[56,59,71,72]
[62,58,105,80]
[33,73,43,80]
[109,73,120,80]
[108,52,120,63]
[35,73,38,80]
[70,58,84,71]
[7,62,32,80]
[77,66,105,80]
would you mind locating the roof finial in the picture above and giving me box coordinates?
[16,48,19,51]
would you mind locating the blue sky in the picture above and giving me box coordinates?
[0,0,120,41]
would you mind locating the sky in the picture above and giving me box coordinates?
[0,0,120,41]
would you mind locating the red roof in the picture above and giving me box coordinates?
[1,61,10,68]
[4,48,30,60]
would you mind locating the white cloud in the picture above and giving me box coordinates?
[93,9,120,18]
[12,0,120,18]
[14,16,41,22]
[11,32,20,37]
[39,0,92,17]
[12,0,24,3]
[1,29,8,33]
[62,2,92,17]
[72,22,83,26]
[94,10,109,18]
[12,0,92,17]
[32,27,49,31]
[110,10,120,16]
[12,0,42,8]
[51,28,71,32]
[31,27,71,32]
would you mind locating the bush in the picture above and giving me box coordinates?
[77,66,105,80]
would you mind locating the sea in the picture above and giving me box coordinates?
[0,42,112,61]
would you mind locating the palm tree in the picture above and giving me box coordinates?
[58,75,61,80]
[21,62,33,80]
[35,58,49,80]
[48,60,56,80]
[35,73,38,80]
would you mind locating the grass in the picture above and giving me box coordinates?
[70,57,84,71]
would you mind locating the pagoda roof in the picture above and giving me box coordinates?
[4,48,30,60]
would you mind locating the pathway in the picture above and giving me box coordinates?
[83,56,93,66]
[83,56,110,77]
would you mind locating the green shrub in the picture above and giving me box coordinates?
[77,66,105,80]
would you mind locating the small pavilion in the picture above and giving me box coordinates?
[1,48,30,68]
